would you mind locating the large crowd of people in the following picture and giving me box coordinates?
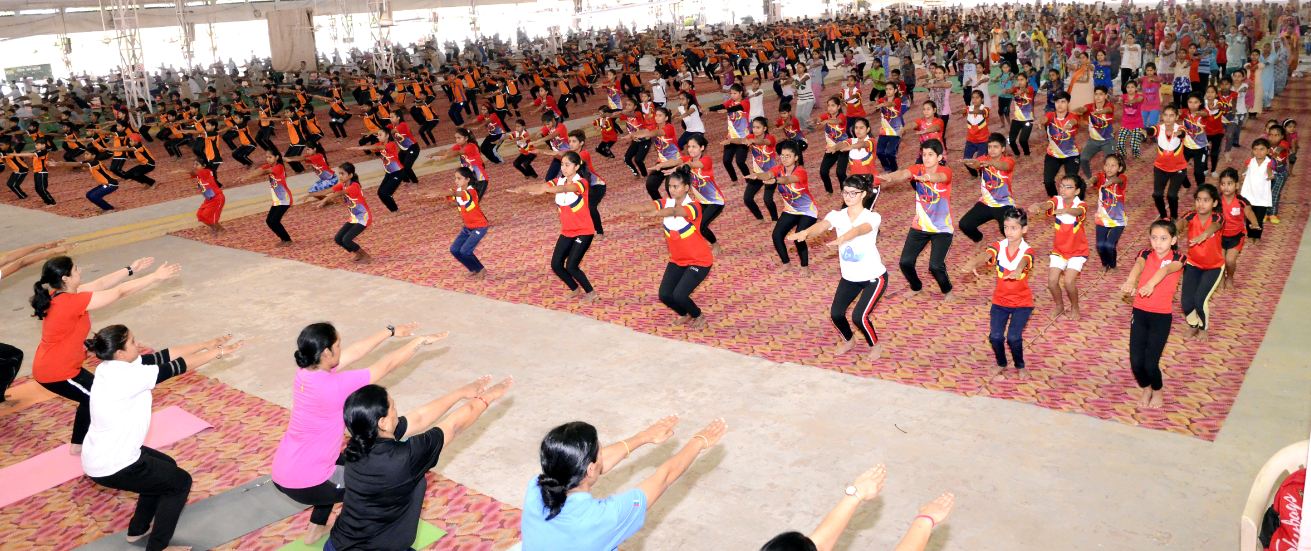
[1,0,1307,549]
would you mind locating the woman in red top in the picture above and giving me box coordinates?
[30,256,180,452]
[193,160,226,235]
[1146,105,1188,220]
[959,207,1034,379]
[521,152,597,302]
[314,162,374,263]
[1174,184,1224,340]
[1216,168,1261,288]
[1119,220,1186,409]
[350,130,407,213]
[910,101,946,164]
[622,168,715,328]
[242,152,294,245]
[432,167,489,278]
[735,117,780,221]
[1201,86,1226,177]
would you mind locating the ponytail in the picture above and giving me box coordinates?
[85,325,130,361]
[342,384,390,463]
[537,421,600,521]
[31,256,74,320]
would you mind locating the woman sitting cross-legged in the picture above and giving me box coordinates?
[80,325,243,551]
[326,377,513,551]
[521,415,728,550]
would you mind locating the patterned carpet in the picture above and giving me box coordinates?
[0,375,521,550]
[0,78,725,219]
[175,74,1309,441]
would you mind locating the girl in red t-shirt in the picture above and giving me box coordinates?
[1119,220,1185,409]
[620,168,715,328]
[193,161,225,235]
[431,167,490,278]
[960,207,1034,379]
[1216,168,1261,288]
[910,101,946,164]
[1028,174,1089,319]
[518,152,598,302]
[1145,105,1188,219]
[1174,184,1224,340]
[315,162,374,263]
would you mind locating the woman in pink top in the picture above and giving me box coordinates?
[1115,79,1147,160]
[271,321,448,543]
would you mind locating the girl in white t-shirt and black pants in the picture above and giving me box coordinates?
[80,325,241,551]
[785,174,889,360]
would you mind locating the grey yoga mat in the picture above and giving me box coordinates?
[77,475,308,551]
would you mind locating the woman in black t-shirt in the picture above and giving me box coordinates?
[327,377,512,551]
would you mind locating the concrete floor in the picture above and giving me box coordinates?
[2,206,1308,549]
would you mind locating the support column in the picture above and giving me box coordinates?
[369,0,395,75]
[176,0,195,69]
[108,0,152,124]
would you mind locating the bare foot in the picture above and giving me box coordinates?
[353,251,372,263]
[302,521,329,544]
[468,269,487,280]
[865,343,882,361]
[1147,390,1164,409]
[674,314,690,326]
[833,338,856,356]
[988,365,1005,379]
[580,291,599,303]
[711,242,723,257]
[69,444,82,456]
[1138,387,1152,408]
[1186,326,1200,340]
[687,315,707,329]
[163,546,193,551]
[1195,329,1208,342]
[940,291,955,302]
[571,288,584,298]
[1067,306,1081,321]
[1052,305,1067,318]
[276,240,293,247]
[1013,368,1030,380]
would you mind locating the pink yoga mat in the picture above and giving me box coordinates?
[0,405,212,508]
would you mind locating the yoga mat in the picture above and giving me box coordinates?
[78,475,309,551]
[0,381,56,418]
[0,406,211,508]
[276,520,446,551]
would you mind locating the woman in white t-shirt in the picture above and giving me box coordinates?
[81,325,242,551]
[785,174,889,360]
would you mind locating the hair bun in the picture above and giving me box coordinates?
[83,338,97,351]
[293,350,310,367]
[537,474,564,490]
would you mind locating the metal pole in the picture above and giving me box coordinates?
[109,0,153,124]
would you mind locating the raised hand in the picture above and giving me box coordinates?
[642,415,680,445]
[152,262,182,281]
[851,464,887,502]
[692,418,728,449]
[130,257,156,273]
[918,491,955,525]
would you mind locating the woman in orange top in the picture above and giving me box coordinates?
[621,167,714,328]
[1174,184,1224,339]
[30,255,180,452]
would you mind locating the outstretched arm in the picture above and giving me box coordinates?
[597,415,679,475]
[808,465,887,551]
[434,377,513,448]
[0,241,65,279]
[86,262,182,311]
[892,492,955,551]
[635,418,727,506]
[338,323,414,369]
[81,256,155,292]
[366,331,448,384]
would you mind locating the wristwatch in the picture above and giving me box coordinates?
[125,265,134,276]
[845,485,860,499]
[387,324,396,337]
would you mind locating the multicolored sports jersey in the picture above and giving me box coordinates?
[619,112,650,134]
[916,117,944,144]
[1045,112,1080,158]
[748,133,779,172]
[454,187,489,229]
[977,155,1015,207]
[908,164,954,233]
[541,123,569,152]
[332,180,372,226]
[1219,194,1250,237]
[1094,172,1128,227]
[1150,124,1187,173]
[265,162,292,206]
[988,238,1034,308]
[552,173,594,237]
[658,196,714,267]
[378,141,402,173]
[877,97,904,136]
[1049,195,1090,259]
[964,107,990,143]
[453,142,487,181]
[1083,102,1116,141]
[1216,92,1238,125]
[605,86,624,110]
[843,86,866,117]
[820,113,848,146]
[776,116,803,142]
[1011,86,1036,122]
[1184,211,1224,269]
[770,164,817,217]
[683,155,723,205]
[846,137,877,175]
[653,124,679,162]
[726,109,749,139]
[1179,108,1209,149]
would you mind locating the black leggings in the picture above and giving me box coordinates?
[124,164,156,186]
[772,214,817,265]
[1184,147,1207,187]
[819,153,849,194]
[588,185,607,235]
[0,342,21,402]
[33,172,55,204]
[274,470,344,526]
[624,139,651,176]
[334,223,366,253]
[1042,155,1079,198]
[658,263,712,318]
[377,172,403,212]
[480,135,505,164]
[551,234,595,293]
[39,368,95,445]
[514,153,539,179]
[6,170,29,199]
[831,274,889,346]
[700,203,724,244]
[899,229,954,294]
[722,143,750,182]
[90,446,192,551]
[1206,134,1224,173]
[1129,308,1171,390]
[1152,167,1187,219]
[1180,265,1223,331]
[266,205,292,242]
[645,172,666,201]
[743,181,778,221]
[957,202,1008,243]
[1008,120,1033,156]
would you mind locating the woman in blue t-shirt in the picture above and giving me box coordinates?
[521,416,726,551]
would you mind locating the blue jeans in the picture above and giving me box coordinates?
[451,226,487,273]
[1094,225,1124,268]
[876,135,901,172]
[963,140,988,161]
[86,183,119,211]
[989,305,1033,369]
